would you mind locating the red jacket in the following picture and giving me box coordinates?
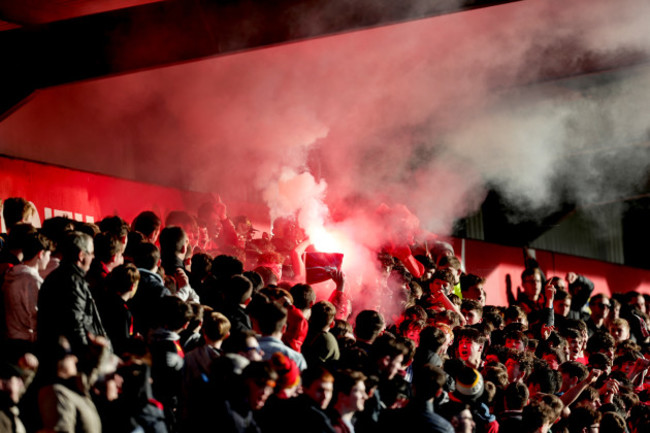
[283,305,309,352]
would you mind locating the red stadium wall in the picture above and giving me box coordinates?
[448,238,650,306]
[2,155,650,306]
[0,155,211,231]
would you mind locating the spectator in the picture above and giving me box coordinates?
[498,382,528,433]
[255,300,307,371]
[149,296,192,430]
[131,211,162,244]
[130,241,167,337]
[438,401,476,433]
[38,231,108,360]
[98,263,140,357]
[258,365,335,433]
[86,232,124,308]
[2,232,52,344]
[283,283,316,352]
[329,369,368,433]
[159,226,200,303]
[37,335,111,433]
[303,300,340,368]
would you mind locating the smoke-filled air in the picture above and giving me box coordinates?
[1,0,650,315]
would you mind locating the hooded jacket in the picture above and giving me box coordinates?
[3,264,42,342]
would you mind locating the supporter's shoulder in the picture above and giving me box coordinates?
[322,330,338,342]
[283,339,303,355]
[149,328,178,344]
[142,267,163,278]
[45,261,81,281]
[184,344,207,360]
[41,264,70,289]
[40,382,76,402]
[2,263,32,283]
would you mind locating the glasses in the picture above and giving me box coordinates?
[594,303,611,309]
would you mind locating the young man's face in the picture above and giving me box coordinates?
[381,354,404,380]
[505,338,526,353]
[609,324,629,342]
[590,298,611,320]
[553,298,572,317]
[616,361,636,377]
[38,250,52,271]
[567,337,584,360]
[246,378,275,410]
[404,327,421,346]
[304,378,334,410]
[338,380,368,413]
[522,272,542,301]
[461,309,481,326]
[465,285,486,306]
[430,278,452,296]
[505,358,524,383]
[242,336,264,361]
[629,295,646,314]
[452,409,476,433]
[458,337,482,364]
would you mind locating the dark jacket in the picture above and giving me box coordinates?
[99,293,133,357]
[327,408,352,433]
[257,394,335,433]
[86,260,109,310]
[149,328,184,429]
[161,256,188,280]
[220,303,253,334]
[379,399,454,433]
[497,410,524,433]
[37,261,108,357]
[98,363,168,433]
[130,268,167,335]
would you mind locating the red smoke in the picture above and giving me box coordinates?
[1,0,650,314]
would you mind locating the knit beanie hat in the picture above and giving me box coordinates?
[454,366,484,402]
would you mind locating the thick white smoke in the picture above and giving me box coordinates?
[262,169,329,234]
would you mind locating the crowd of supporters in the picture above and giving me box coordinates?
[1,195,650,433]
